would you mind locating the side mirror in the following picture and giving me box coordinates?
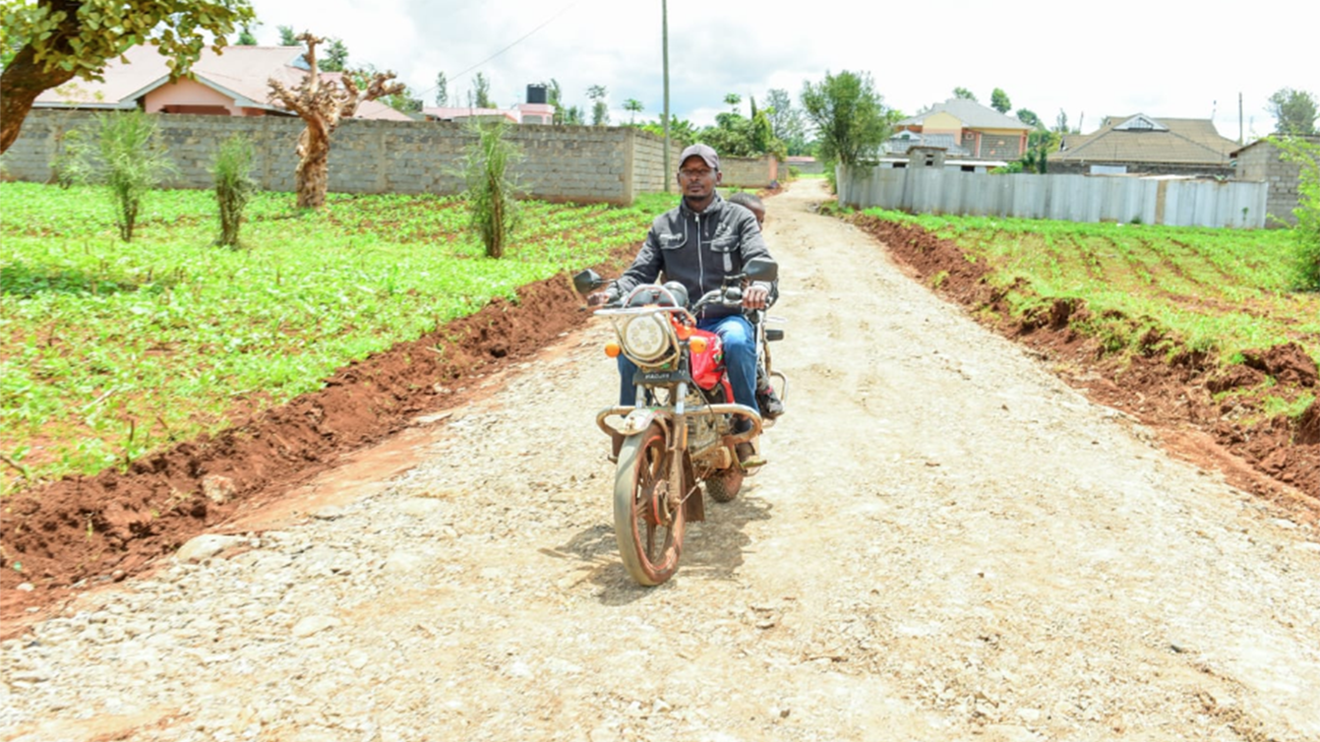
[745,257,778,282]
[573,269,604,297]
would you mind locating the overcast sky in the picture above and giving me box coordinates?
[247,0,1316,141]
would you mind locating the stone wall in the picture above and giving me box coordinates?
[980,134,1023,160]
[6,110,786,204]
[1234,137,1319,227]
[4,110,784,201]
[719,155,780,188]
[631,131,681,194]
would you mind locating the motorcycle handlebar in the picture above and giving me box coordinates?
[596,272,752,314]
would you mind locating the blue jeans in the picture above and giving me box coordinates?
[618,315,758,429]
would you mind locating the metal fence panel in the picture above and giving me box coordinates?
[838,165,1269,228]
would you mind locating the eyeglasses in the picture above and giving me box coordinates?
[678,168,714,180]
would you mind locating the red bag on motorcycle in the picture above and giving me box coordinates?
[688,328,732,398]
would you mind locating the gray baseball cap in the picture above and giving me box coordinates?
[679,143,720,171]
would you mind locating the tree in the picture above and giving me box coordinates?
[0,0,256,154]
[800,70,892,167]
[351,63,418,114]
[953,87,977,102]
[588,85,609,126]
[2,25,24,68]
[1028,128,1061,153]
[724,93,741,113]
[624,98,643,125]
[641,115,696,143]
[434,72,448,107]
[236,23,259,46]
[278,25,298,46]
[990,88,1012,114]
[1054,109,1070,134]
[696,93,786,159]
[544,79,561,122]
[563,105,585,126]
[267,32,404,209]
[1268,88,1319,136]
[766,88,807,155]
[321,38,349,72]
[472,72,493,108]
[1016,108,1041,128]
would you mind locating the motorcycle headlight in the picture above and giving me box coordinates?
[621,314,672,362]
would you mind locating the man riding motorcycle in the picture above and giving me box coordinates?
[591,143,776,465]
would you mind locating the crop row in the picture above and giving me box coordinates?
[0,184,679,492]
[864,208,1320,363]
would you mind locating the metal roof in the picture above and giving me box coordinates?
[1054,114,1238,164]
[896,98,1032,131]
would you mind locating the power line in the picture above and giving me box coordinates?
[416,1,579,100]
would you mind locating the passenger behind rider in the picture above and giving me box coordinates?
[590,144,773,465]
[725,191,785,420]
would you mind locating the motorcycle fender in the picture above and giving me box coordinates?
[620,409,664,436]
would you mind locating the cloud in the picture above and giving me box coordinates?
[250,0,1317,136]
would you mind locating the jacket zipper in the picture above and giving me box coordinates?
[694,213,705,316]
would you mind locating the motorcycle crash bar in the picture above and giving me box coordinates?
[596,403,763,446]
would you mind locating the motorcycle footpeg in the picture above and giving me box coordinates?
[765,328,785,341]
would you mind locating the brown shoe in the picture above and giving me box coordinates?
[735,441,767,468]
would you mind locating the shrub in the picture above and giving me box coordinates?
[96,111,175,242]
[462,119,523,258]
[822,158,838,194]
[1272,136,1320,290]
[51,128,93,188]
[211,134,257,248]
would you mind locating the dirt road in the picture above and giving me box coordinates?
[4,179,1320,741]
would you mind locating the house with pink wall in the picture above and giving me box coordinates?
[35,44,411,121]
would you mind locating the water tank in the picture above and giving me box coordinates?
[526,84,548,104]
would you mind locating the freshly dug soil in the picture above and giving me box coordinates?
[0,252,632,620]
[850,214,1320,511]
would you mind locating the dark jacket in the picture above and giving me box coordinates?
[614,193,774,318]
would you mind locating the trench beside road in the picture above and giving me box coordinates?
[3,178,1319,742]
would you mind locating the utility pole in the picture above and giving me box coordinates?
[662,0,671,193]
[1239,92,1244,145]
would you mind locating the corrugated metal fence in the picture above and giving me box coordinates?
[837,166,1269,228]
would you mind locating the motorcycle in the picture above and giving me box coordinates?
[573,258,785,586]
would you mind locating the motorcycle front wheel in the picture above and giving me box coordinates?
[614,422,685,586]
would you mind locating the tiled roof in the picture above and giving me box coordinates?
[896,98,1032,131]
[35,44,412,121]
[1053,114,1238,164]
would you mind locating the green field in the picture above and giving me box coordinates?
[862,209,1320,397]
[1,183,674,492]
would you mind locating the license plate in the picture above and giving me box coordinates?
[635,369,689,385]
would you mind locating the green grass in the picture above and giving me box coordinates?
[862,208,1320,369]
[1,183,676,491]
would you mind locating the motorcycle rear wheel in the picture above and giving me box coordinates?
[614,422,685,586]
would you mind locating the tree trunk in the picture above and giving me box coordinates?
[0,46,78,154]
[294,125,330,209]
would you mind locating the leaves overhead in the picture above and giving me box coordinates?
[0,0,254,83]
